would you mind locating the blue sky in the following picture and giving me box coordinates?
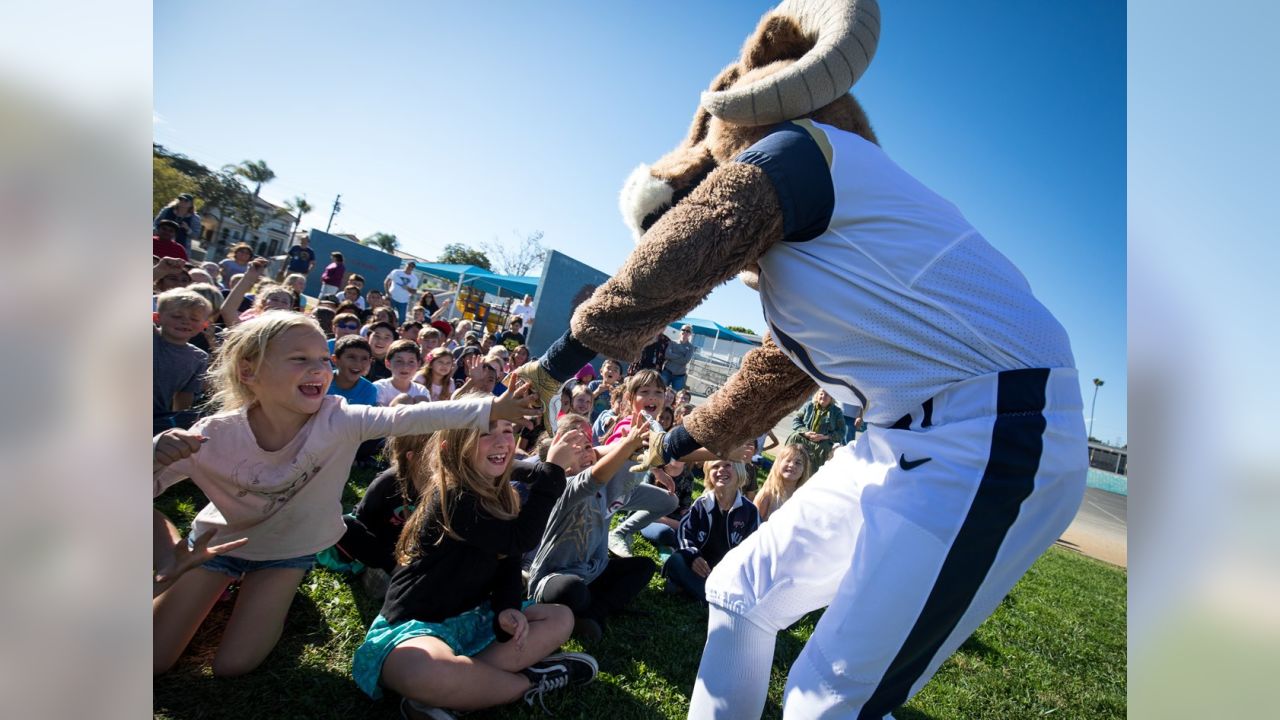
[155,1,1126,444]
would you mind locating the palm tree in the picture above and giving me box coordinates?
[230,159,276,198]
[224,159,276,251]
[364,232,400,254]
[1089,377,1105,440]
[284,195,313,244]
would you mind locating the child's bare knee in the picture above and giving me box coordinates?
[547,603,574,636]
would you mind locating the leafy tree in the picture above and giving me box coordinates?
[482,230,546,276]
[437,243,491,270]
[153,157,198,216]
[364,232,400,254]
[725,325,757,336]
[223,159,277,240]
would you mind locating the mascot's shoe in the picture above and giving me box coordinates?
[513,360,562,427]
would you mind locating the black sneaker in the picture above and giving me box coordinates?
[521,652,599,711]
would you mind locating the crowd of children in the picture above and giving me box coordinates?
[150,245,838,718]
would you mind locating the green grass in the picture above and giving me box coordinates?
[154,467,1126,719]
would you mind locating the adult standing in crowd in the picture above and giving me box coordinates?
[662,324,695,391]
[284,232,317,279]
[384,259,419,321]
[319,251,346,297]
[218,243,253,287]
[153,193,202,253]
[417,289,440,318]
[511,293,536,330]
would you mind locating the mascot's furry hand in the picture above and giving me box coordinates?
[512,360,562,427]
[629,429,669,473]
[629,409,670,471]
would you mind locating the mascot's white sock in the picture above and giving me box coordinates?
[688,605,774,719]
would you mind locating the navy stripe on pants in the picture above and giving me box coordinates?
[858,368,1049,719]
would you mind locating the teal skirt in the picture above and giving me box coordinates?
[352,603,501,699]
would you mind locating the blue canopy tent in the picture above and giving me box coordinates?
[413,262,538,298]
[669,317,761,350]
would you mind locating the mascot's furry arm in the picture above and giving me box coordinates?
[569,162,816,456]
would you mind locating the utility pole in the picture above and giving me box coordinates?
[326,193,342,233]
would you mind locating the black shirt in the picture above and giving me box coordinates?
[366,358,393,383]
[380,461,567,640]
[337,468,418,571]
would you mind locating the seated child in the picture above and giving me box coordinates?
[603,370,679,558]
[663,459,760,601]
[526,416,652,642]
[591,390,626,442]
[374,339,431,405]
[569,385,594,418]
[153,288,213,435]
[399,321,423,343]
[153,312,538,678]
[753,443,812,522]
[638,459,695,553]
[418,327,444,354]
[363,321,397,382]
[414,346,457,401]
[351,411,598,716]
[587,359,623,422]
[328,335,379,407]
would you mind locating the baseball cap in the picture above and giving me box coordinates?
[177,193,194,201]
[465,331,481,342]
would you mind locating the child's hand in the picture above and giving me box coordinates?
[651,467,677,494]
[153,256,185,280]
[623,413,649,449]
[154,529,248,596]
[547,428,588,469]
[245,257,269,278]
[497,608,528,650]
[154,429,206,469]
[464,354,486,383]
[489,377,538,424]
[691,556,712,578]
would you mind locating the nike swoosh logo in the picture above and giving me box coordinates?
[899,453,932,471]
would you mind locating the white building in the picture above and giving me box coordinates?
[199,196,294,261]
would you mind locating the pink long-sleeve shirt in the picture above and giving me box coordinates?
[154,395,491,560]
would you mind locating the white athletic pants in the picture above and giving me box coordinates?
[699,368,1088,719]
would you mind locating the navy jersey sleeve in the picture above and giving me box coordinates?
[733,121,835,242]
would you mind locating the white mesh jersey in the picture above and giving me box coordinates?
[739,120,1074,425]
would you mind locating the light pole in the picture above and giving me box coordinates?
[1089,377,1104,440]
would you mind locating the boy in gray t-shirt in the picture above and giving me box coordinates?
[153,288,213,432]
[527,419,654,641]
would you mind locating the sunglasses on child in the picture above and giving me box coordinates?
[336,322,360,330]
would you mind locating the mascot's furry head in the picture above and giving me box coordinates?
[620,0,881,242]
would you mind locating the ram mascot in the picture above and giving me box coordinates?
[519,0,1088,717]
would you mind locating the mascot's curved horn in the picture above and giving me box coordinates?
[701,0,880,126]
